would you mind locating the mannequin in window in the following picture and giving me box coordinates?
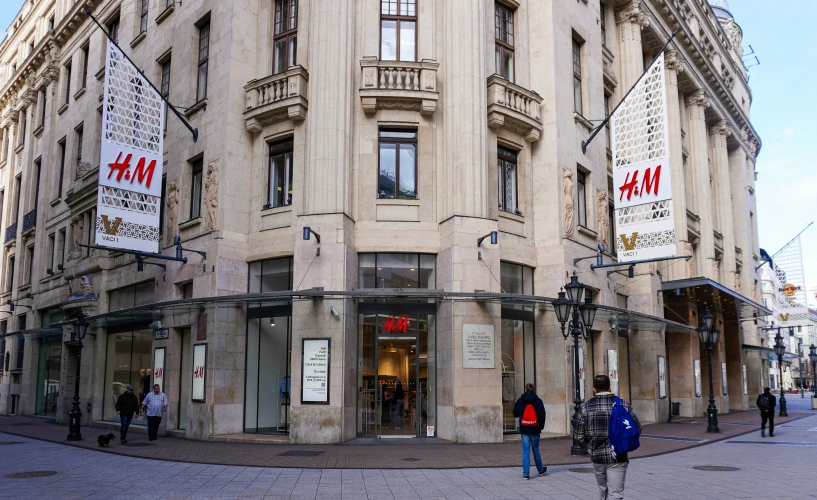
[394,378,405,430]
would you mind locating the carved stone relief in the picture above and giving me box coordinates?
[684,242,693,278]
[563,169,575,239]
[69,215,83,260]
[165,180,179,246]
[204,162,220,231]
[596,190,608,247]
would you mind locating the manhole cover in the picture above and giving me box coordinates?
[569,468,595,473]
[5,471,58,478]
[278,450,324,457]
[402,458,422,462]
[693,466,740,472]
[124,442,155,447]
[0,442,24,445]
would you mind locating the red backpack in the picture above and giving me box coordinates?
[520,403,538,427]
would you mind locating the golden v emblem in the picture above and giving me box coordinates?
[779,313,790,322]
[619,232,639,251]
[101,215,123,235]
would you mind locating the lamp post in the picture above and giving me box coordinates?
[697,308,720,433]
[551,272,597,456]
[66,314,89,441]
[808,344,816,398]
[773,332,788,417]
[798,340,805,399]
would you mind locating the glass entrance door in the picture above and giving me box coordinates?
[376,336,417,437]
[35,337,62,416]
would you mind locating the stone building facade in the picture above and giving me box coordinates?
[0,0,768,443]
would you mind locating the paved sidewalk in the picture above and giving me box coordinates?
[0,408,810,469]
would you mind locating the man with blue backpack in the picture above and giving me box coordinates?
[574,375,642,500]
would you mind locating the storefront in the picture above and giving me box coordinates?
[35,335,62,416]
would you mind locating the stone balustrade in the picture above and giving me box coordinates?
[486,75,543,142]
[359,57,439,115]
[243,65,309,133]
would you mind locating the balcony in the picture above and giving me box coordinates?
[359,57,439,116]
[4,222,17,244]
[486,75,543,142]
[243,65,309,133]
[21,209,36,235]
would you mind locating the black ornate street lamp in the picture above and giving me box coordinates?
[809,344,816,398]
[67,314,89,441]
[697,308,720,433]
[551,272,597,457]
[773,332,788,417]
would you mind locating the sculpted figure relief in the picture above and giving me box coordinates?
[596,191,608,248]
[563,169,575,239]
[684,242,693,278]
[165,181,179,246]
[204,163,220,231]
[712,259,720,280]
[70,215,83,260]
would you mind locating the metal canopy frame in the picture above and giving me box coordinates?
[661,277,773,319]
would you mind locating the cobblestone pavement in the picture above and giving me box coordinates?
[0,412,815,499]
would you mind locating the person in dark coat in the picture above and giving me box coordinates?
[115,384,140,444]
[757,387,777,437]
[512,383,548,479]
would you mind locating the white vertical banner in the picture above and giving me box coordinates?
[721,362,728,396]
[694,359,702,397]
[742,365,748,395]
[658,355,667,399]
[608,349,619,395]
[96,39,165,253]
[192,344,207,402]
[610,53,676,260]
[153,347,165,392]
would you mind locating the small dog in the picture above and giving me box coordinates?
[97,433,116,447]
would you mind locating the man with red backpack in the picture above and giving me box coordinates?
[512,383,548,479]
[574,375,642,500]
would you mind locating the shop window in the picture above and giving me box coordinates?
[381,0,416,62]
[273,0,298,74]
[378,129,417,200]
[248,257,293,293]
[103,328,153,422]
[494,2,514,82]
[178,328,192,429]
[500,262,535,434]
[108,281,156,311]
[358,253,435,289]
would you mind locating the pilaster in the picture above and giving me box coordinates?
[729,147,751,294]
[710,120,735,285]
[664,51,687,281]
[615,2,650,90]
[685,90,714,280]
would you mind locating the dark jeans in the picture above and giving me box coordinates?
[119,414,133,441]
[761,410,774,434]
[147,416,162,439]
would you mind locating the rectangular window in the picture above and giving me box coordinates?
[378,129,417,199]
[39,89,47,127]
[75,124,83,169]
[273,0,298,74]
[57,138,66,197]
[358,253,435,289]
[604,94,611,150]
[190,159,203,219]
[6,256,14,292]
[57,229,66,268]
[63,62,71,105]
[609,201,616,255]
[577,170,587,227]
[47,233,55,274]
[0,189,4,229]
[381,0,416,62]
[494,3,514,82]
[497,147,518,214]
[160,58,171,130]
[81,43,89,89]
[600,2,607,47]
[13,175,21,222]
[159,176,167,237]
[33,157,41,208]
[140,0,149,34]
[573,39,583,114]
[196,22,210,102]
[23,245,33,285]
[2,128,8,161]
[267,139,293,208]
[17,109,26,148]
[48,15,55,32]
[107,16,120,45]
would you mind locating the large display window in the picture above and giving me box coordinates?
[35,336,62,416]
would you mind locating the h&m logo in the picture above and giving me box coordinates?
[619,232,639,251]
[779,313,790,322]
[101,215,123,235]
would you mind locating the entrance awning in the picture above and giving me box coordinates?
[661,277,772,320]
[52,289,697,335]
[0,327,63,339]
[742,344,799,362]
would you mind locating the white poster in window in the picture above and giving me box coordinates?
[742,364,748,395]
[463,324,494,369]
[153,347,165,392]
[694,359,701,397]
[302,338,330,404]
[95,39,165,253]
[608,349,619,395]
[721,362,728,396]
[658,355,666,399]
[192,344,207,402]
[573,346,586,401]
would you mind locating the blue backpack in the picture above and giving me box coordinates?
[609,397,640,459]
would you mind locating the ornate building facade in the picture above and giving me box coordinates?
[0,0,768,443]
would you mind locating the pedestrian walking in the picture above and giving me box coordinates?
[511,383,547,480]
[574,375,642,500]
[141,384,168,441]
[757,387,777,438]
[115,384,140,443]
[393,379,405,430]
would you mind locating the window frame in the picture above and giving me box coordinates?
[16,108,26,148]
[494,2,515,82]
[39,88,47,128]
[57,137,66,198]
[160,57,171,130]
[577,170,587,228]
[572,38,583,115]
[75,123,84,172]
[273,0,298,74]
[32,156,41,209]
[608,200,616,256]
[23,244,33,286]
[600,2,607,48]
[81,43,90,90]
[267,138,294,208]
[107,16,120,45]
[497,146,519,214]
[380,0,417,62]
[5,255,14,292]
[190,159,203,220]
[604,93,611,150]
[196,22,210,102]
[140,0,149,34]
[377,128,418,200]
[63,61,72,105]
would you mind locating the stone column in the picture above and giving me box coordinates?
[615,2,649,90]
[729,146,751,294]
[664,51,687,282]
[685,90,714,280]
[710,121,735,285]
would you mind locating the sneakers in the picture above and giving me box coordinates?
[523,476,530,480]
[538,467,548,476]
[769,433,774,437]
[761,429,765,438]
[121,439,128,444]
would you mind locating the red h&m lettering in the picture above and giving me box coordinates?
[382,316,409,333]
[194,366,205,378]
[107,151,157,188]
[618,165,662,202]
